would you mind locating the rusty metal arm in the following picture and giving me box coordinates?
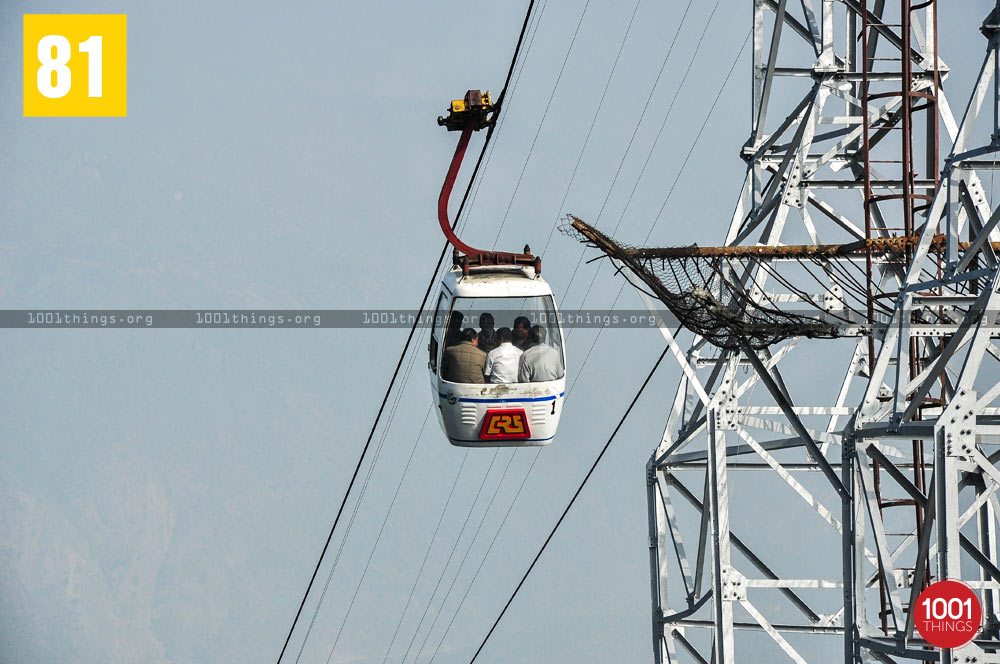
[568,216,1000,259]
[437,90,540,271]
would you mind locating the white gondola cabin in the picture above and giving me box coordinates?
[429,264,566,447]
[430,90,567,446]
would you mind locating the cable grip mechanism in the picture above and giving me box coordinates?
[437,89,496,132]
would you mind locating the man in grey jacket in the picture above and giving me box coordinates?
[441,328,487,383]
[518,325,563,382]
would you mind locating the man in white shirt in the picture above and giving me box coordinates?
[484,327,522,384]
[518,325,564,382]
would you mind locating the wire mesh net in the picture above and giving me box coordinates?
[561,216,886,350]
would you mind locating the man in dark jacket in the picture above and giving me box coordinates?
[512,316,531,350]
[441,328,487,383]
[477,312,498,353]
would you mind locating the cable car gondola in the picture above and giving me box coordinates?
[429,91,567,447]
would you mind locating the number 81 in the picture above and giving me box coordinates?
[37,35,102,99]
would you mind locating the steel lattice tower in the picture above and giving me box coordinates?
[626,2,1000,662]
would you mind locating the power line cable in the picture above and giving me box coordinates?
[294,337,424,662]
[410,450,519,662]
[273,3,538,661]
[649,28,753,231]
[375,6,548,661]
[399,450,502,664]
[540,0,690,257]
[562,0,718,321]
[491,0,593,250]
[556,0,702,311]
[380,449,472,664]
[467,346,670,663]
[427,449,538,662]
[456,0,548,240]
[606,0,708,241]
[429,323,679,662]
[279,150,469,664]
[324,407,434,662]
[564,27,752,392]
[534,0,644,253]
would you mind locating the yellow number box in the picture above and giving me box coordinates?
[23,14,127,117]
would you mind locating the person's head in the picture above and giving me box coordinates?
[461,328,478,345]
[496,327,512,344]
[512,326,528,346]
[448,311,464,328]
[479,313,494,330]
[529,325,546,345]
[513,316,530,332]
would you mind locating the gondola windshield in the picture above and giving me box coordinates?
[437,295,565,383]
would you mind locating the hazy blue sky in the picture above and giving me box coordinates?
[2,1,998,663]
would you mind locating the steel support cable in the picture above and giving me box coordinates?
[279,143,478,664]
[557,0,709,312]
[823,256,896,313]
[429,309,669,663]
[380,450,472,664]
[273,2,538,660]
[295,341,424,663]
[408,450,519,663]
[494,0,538,110]
[466,346,670,664]
[491,0,593,250]
[536,0,646,257]
[708,257,856,333]
[735,256,835,315]
[399,450,503,664]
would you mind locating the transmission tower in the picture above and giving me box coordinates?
[568,1,1000,661]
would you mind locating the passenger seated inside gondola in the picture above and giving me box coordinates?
[519,325,564,382]
[512,316,531,350]
[444,311,465,347]
[441,328,486,383]
[437,295,565,384]
[478,313,498,353]
[484,327,521,383]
